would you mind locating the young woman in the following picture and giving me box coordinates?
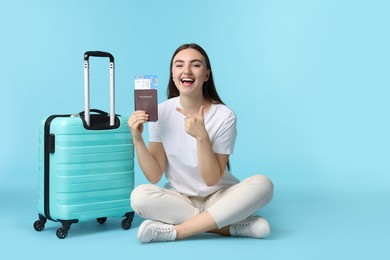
[128,43,274,243]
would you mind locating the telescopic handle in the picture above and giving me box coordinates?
[84,51,114,62]
[83,51,115,126]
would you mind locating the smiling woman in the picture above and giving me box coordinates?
[127,43,274,243]
[167,44,224,104]
[171,48,210,100]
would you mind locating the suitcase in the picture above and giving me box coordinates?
[33,51,134,239]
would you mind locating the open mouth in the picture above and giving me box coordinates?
[181,78,195,85]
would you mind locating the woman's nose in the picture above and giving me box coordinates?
[183,65,192,75]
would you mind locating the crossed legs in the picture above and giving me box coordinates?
[131,174,274,240]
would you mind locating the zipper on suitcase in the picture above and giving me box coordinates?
[43,115,70,221]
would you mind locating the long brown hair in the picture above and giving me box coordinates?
[167,43,225,104]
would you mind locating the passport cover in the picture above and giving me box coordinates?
[134,89,158,122]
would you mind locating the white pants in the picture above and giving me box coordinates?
[130,174,274,228]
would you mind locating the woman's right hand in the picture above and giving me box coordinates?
[127,110,149,142]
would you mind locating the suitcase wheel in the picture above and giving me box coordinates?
[121,212,134,230]
[56,219,78,239]
[33,220,45,231]
[33,214,47,232]
[56,227,68,239]
[97,217,107,224]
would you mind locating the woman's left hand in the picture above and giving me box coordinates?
[176,106,208,140]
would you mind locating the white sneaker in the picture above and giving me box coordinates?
[137,220,177,243]
[229,216,271,238]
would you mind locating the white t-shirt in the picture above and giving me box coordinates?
[149,96,240,197]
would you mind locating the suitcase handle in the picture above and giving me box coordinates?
[84,51,114,62]
[79,109,109,116]
[79,109,120,130]
[83,51,115,127]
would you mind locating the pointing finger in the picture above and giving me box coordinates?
[176,107,190,118]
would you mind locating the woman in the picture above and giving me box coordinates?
[128,43,274,243]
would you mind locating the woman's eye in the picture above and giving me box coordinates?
[193,63,201,68]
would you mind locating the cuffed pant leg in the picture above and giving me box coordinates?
[205,174,274,228]
[130,184,200,224]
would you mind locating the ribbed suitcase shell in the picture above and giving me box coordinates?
[36,115,134,237]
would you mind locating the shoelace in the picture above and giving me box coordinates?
[151,225,175,242]
[232,222,257,237]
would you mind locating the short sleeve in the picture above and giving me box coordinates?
[212,111,237,155]
[149,121,161,142]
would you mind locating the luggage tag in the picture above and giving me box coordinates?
[134,75,158,122]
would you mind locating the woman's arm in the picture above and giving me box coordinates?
[134,139,165,184]
[176,106,227,186]
[128,111,166,184]
[196,136,229,186]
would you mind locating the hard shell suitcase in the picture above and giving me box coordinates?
[33,51,134,239]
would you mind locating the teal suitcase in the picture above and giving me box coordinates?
[33,52,134,239]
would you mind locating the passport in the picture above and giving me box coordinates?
[134,75,158,122]
[134,89,158,122]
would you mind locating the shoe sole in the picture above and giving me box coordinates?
[257,217,271,238]
[137,220,155,242]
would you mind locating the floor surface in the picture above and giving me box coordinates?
[1,177,389,260]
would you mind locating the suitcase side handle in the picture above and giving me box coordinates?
[83,51,115,127]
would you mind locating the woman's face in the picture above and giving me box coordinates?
[171,48,210,98]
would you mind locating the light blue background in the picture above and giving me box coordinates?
[1,0,389,259]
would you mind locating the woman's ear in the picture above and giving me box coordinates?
[205,70,210,81]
